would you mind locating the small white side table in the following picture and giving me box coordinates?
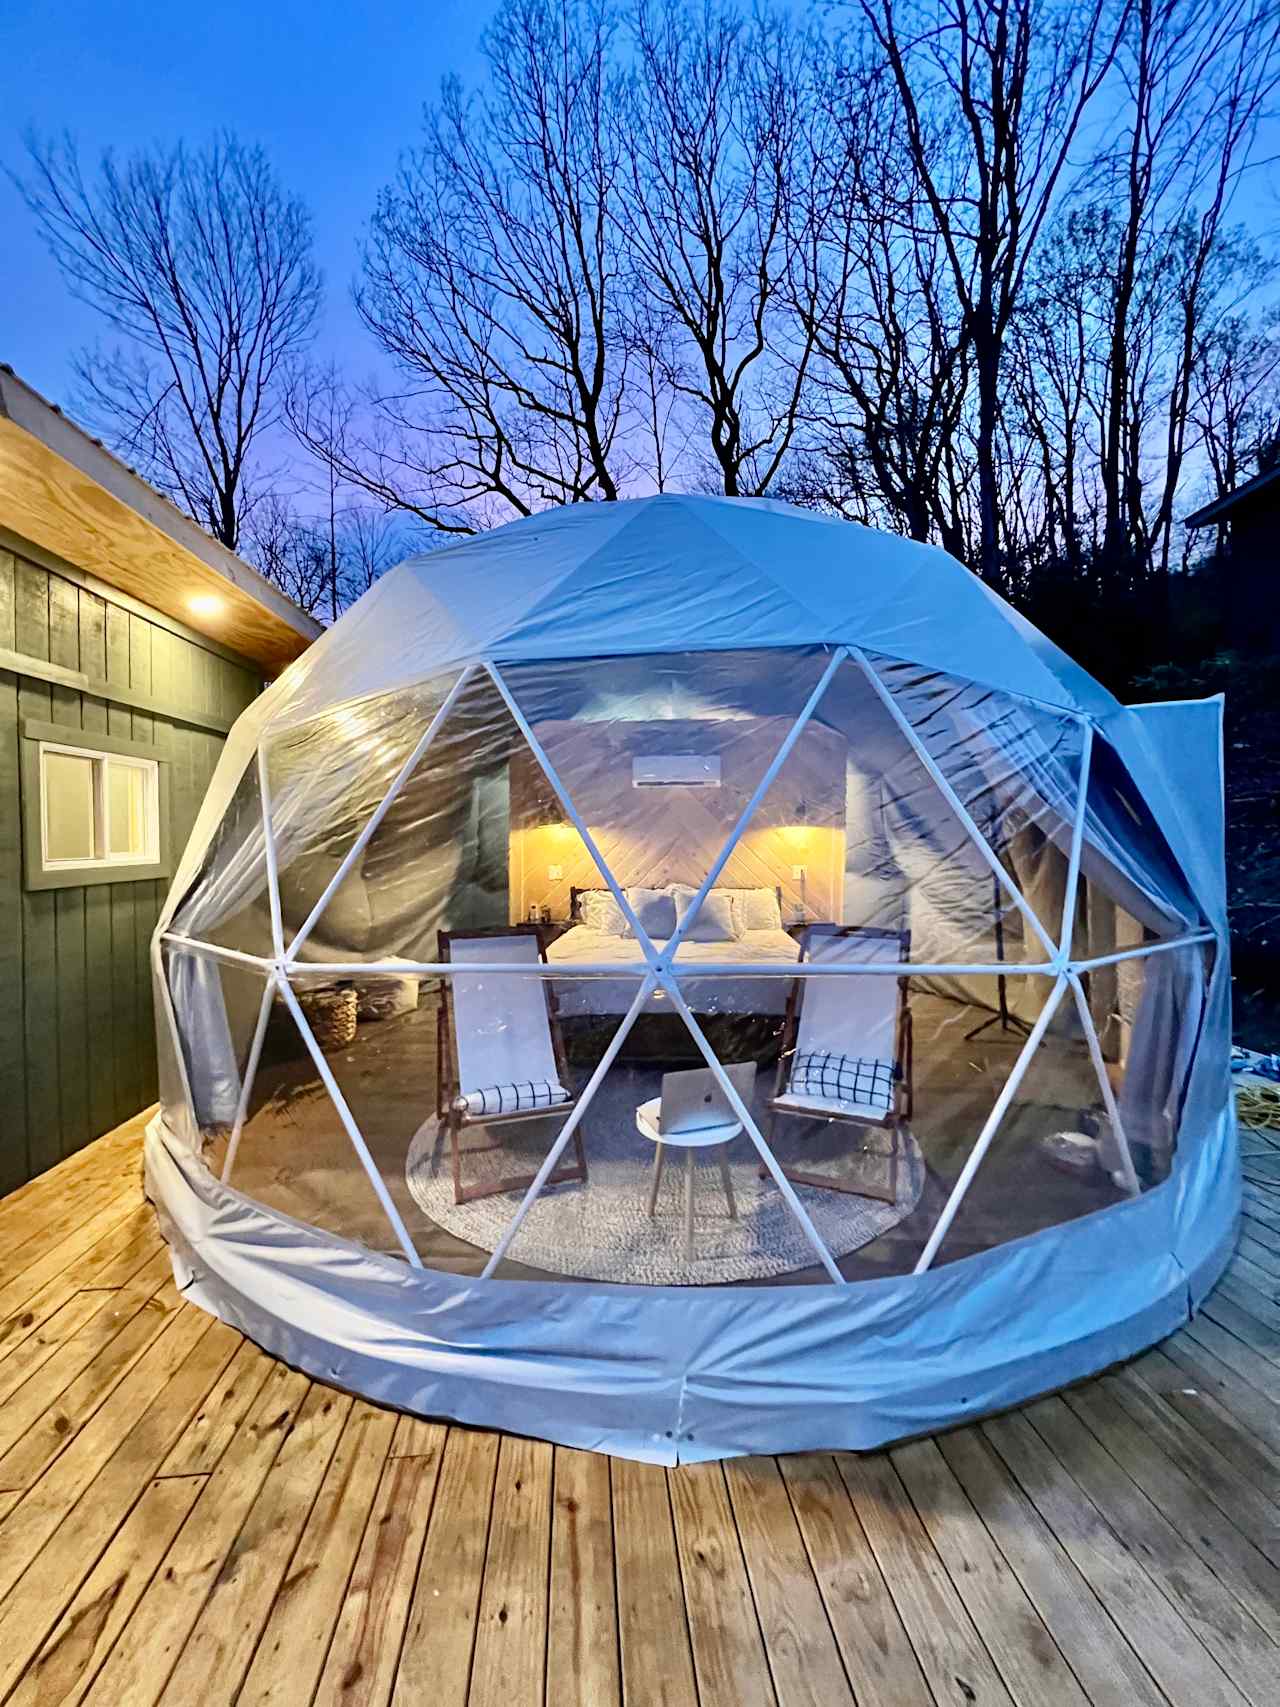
[636,1097,740,1263]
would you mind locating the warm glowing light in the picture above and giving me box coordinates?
[188,592,226,619]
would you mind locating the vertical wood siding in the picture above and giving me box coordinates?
[0,546,261,1190]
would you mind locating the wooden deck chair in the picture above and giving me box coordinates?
[766,925,913,1204]
[436,926,588,1205]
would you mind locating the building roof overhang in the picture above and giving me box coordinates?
[0,365,321,675]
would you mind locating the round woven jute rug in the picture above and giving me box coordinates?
[404,1069,924,1285]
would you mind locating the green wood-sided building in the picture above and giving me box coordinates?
[0,367,319,1192]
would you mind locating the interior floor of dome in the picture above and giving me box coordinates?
[203,989,1149,1285]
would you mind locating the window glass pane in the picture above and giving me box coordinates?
[44,751,95,862]
[107,762,149,857]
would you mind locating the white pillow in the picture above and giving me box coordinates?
[728,886,783,932]
[673,888,738,942]
[625,887,677,939]
[671,884,744,938]
[578,889,628,935]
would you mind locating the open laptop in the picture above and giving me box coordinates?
[658,1063,757,1138]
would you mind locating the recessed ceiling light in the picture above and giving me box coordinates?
[188,592,225,618]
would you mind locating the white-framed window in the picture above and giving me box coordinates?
[38,741,161,871]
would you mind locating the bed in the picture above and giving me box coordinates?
[547,924,800,1015]
[546,886,803,1063]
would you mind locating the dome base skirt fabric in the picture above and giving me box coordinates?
[145,1096,1236,1466]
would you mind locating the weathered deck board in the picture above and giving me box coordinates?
[0,1107,1278,1706]
[834,1448,1017,1707]
[669,1461,775,1707]
[468,1434,553,1707]
[392,1424,499,1705]
[934,1426,1168,1707]
[154,1385,353,1707]
[723,1454,850,1705]
[224,1403,396,1706]
[612,1456,699,1707]
[889,1436,1090,1707]
[8,1474,206,1707]
[779,1451,934,1707]
[83,1361,312,1707]
[546,1447,621,1707]
[312,1421,445,1707]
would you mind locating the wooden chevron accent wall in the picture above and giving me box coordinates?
[509,715,847,925]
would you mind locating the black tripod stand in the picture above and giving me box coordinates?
[965,809,1032,1042]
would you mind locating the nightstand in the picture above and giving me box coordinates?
[536,919,574,948]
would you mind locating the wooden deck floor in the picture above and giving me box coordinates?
[2,1113,1280,1706]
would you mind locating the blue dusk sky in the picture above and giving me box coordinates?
[0,0,491,403]
[1,2,1275,491]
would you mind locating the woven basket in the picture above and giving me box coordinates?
[297,985,358,1052]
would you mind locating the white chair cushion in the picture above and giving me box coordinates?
[787,1051,896,1115]
[455,1079,571,1117]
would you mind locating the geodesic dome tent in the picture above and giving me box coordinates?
[148,495,1235,1463]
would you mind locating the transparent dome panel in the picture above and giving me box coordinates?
[1081,940,1212,1187]
[843,656,1089,964]
[204,968,423,1263]
[918,975,1131,1267]
[657,960,1133,1281]
[1063,736,1207,960]
[864,656,1208,955]
[914,943,1210,1268]
[217,957,648,1277]
[164,948,272,1150]
[495,647,836,939]
[477,965,856,1288]
[169,760,274,959]
[703,656,1064,974]
[676,964,1161,1276]
[663,962,923,1284]
[283,668,609,969]
[260,672,461,959]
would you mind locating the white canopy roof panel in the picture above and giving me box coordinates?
[263,496,1119,730]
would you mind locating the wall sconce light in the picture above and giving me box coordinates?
[783,797,811,848]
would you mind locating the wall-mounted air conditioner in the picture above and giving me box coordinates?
[632,754,721,787]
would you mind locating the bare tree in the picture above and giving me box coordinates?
[242,493,406,618]
[1097,0,1280,576]
[242,496,333,616]
[616,0,819,496]
[853,0,1123,588]
[15,132,320,551]
[1192,306,1280,512]
[1003,209,1107,575]
[340,505,407,599]
[283,362,361,620]
[791,44,974,555]
[1001,1,1280,588]
[347,0,631,530]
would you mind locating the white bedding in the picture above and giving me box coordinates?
[547,926,800,1016]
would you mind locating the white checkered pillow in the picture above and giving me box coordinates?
[455,1080,571,1117]
[788,1052,895,1113]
